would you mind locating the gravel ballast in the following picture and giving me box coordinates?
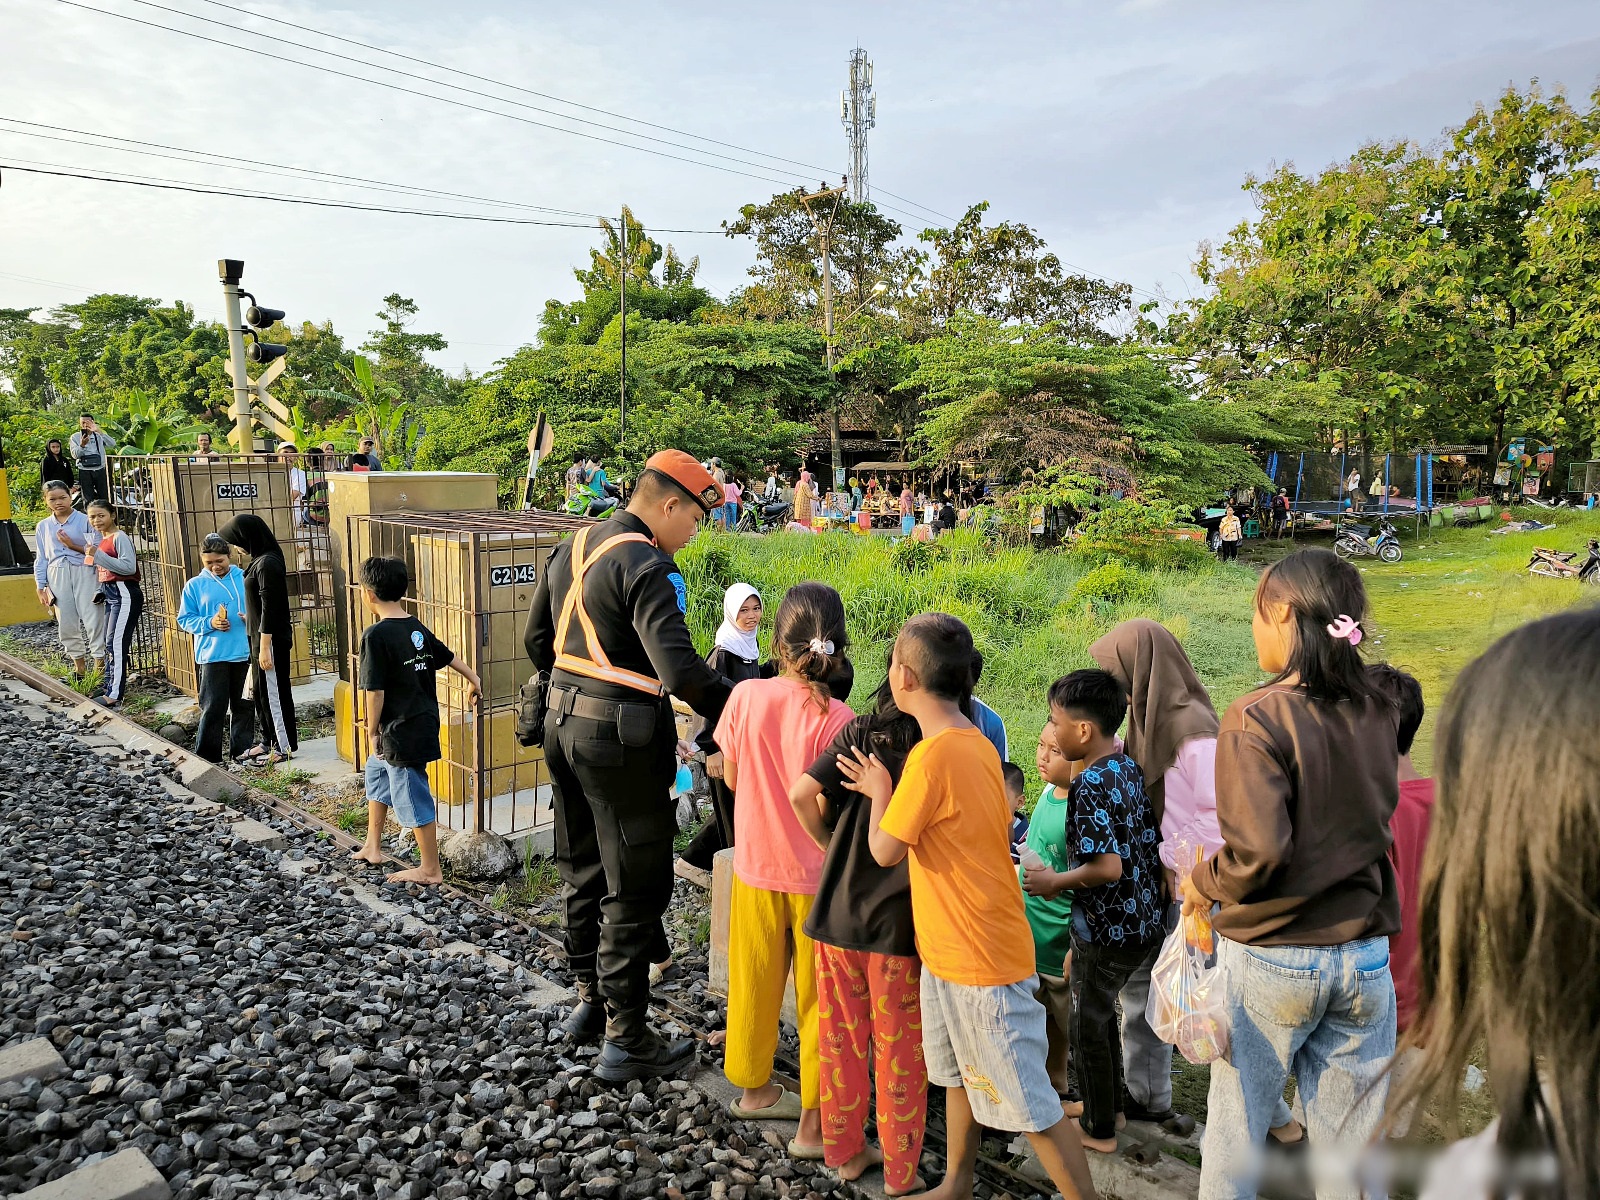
[0,683,848,1200]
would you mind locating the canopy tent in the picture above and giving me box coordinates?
[851,461,917,472]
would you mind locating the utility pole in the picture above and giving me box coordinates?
[840,49,876,205]
[617,207,628,453]
[798,184,847,491]
[219,259,253,450]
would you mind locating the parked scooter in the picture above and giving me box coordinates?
[1335,518,1403,564]
[735,497,790,533]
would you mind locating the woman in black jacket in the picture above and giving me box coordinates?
[218,514,298,763]
[40,440,75,492]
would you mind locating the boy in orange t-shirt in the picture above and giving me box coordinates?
[839,614,1098,1200]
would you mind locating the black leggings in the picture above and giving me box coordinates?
[680,774,736,871]
[1219,539,1240,562]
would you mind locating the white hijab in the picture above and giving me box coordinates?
[714,583,761,662]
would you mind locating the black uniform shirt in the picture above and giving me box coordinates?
[524,511,731,721]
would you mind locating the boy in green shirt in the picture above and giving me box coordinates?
[1020,722,1076,1100]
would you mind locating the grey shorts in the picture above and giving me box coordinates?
[920,970,1065,1133]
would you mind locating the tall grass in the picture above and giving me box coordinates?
[680,514,1600,782]
[677,528,1262,785]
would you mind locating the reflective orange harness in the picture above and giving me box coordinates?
[552,525,667,697]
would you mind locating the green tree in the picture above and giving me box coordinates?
[360,294,449,404]
[416,318,817,506]
[309,354,423,467]
[1179,83,1600,461]
[540,207,717,347]
[902,314,1264,508]
[252,319,352,426]
[911,203,1132,340]
[723,190,913,328]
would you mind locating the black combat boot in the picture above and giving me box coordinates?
[593,1015,697,1084]
[560,979,607,1045]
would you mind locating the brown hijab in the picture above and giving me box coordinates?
[1089,618,1218,826]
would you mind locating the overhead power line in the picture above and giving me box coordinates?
[50,0,807,190]
[0,116,607,218]
[182,0,838,179]
[25,3,1153,303]
[116,0,813,182]
[0,161,728,233]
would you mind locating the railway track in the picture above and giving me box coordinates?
[0,649,1055,1199]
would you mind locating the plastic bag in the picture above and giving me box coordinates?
[1146,905,1230,1064]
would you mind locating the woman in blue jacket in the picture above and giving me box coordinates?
[176,533,255,763]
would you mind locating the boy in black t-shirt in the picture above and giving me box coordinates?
[1024,668,1163,1153]
[352,556,482,885]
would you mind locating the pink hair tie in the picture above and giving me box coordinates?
[1326,614,1363,646]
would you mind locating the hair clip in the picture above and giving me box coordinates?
[1326,614,1363,647]
[809,637,835,655]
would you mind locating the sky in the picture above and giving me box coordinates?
[2,0,1598,374]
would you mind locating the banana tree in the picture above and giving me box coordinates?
[308,353,422,467]
[100,389,205,455]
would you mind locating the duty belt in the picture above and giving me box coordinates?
[549,684,655,725]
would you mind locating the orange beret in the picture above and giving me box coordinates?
[645,449,724,513]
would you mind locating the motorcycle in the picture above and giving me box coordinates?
[1334,518,1403,564]
[734,497,790,533]
[1527,540,1600,584]
[563,487,619,519]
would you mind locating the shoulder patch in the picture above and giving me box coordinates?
[667,572,688,614]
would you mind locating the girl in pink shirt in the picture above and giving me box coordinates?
[715,583,855,1157]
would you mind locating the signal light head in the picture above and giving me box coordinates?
[245,305,285,329]
[246,340,288,364]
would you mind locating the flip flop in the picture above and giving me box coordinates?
[728,1089,802,1121]
[786,1138,826,1161]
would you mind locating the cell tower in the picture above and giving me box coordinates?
[840,47,875,204]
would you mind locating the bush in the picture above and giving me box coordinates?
[1070,561,1156,609]
[890,536,945,576]
[1070,500,1208,571]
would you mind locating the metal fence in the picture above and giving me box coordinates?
[345,509,589,839]
[106,452,348,693]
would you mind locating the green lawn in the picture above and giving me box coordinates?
[1353,509,1600,772]
[677,528,1263,791]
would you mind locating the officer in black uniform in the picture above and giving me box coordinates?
[524,449,730,1082]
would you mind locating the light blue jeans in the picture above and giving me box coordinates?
[1200,935,1395,1200]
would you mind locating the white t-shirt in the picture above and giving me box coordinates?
[288,466,308,524]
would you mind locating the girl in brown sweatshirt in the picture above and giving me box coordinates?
[1182,549,1399,1200]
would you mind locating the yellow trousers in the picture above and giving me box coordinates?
[725,875,820,1108]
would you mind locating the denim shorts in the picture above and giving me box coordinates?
[920,970,1064,1133]
[364,756,437,830]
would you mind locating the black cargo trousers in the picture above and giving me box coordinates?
[543,698,677,1049]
